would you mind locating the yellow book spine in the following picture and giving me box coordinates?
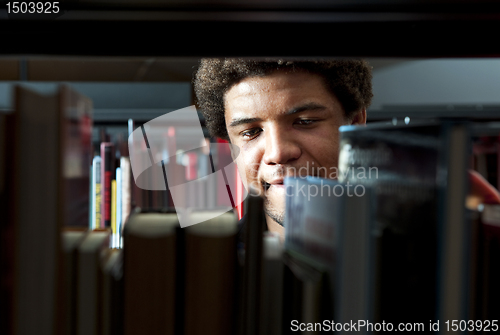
[95,183,101,229]
[111,180,117,237]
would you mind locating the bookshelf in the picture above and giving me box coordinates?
[2,2,500,335]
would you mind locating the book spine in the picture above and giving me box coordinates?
[120,157,131,232]
[236,166,245,220]
[123,215,177,335]
[92,156,102,230]
[216,138,234,207]
[242,191,265,335]
[111,180,117,248]
[437,124,470,323]
[497,141,500,191]
[127,119,135,208]
[479,204,500,320]
[116,167,122,248]
[336,186,375,333]
[89,165,93,229]
[184,214,238,335]
[101,143,115,228]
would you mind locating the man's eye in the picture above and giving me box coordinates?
[241,128,261,138]
[295,119,316,126]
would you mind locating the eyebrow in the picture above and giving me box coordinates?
[228,102,326,128]
[286,102,326,115]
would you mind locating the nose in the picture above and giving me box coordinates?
[262,125,301,165]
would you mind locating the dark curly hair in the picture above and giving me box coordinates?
[193,58,373,140]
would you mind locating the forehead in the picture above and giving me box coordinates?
[223,70,332,113]
[225,71,326,102]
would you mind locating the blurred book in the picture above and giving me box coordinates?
[101,142,115,229]
[91,155,102,230]
[259,232,284,335]
[479,204,500,321]
[123,210,178,335]
[62,229,88,335]
[0,112,11,335]
[184,209,238,335]
[338,120,471,326]
[115,167,122,248]
[76,230,110,335]
[120,156,132,231]
[284,176,374,333]
[1,85,92,335]
[101,248,123,335]
[240,190,265,335]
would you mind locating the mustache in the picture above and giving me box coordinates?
[262,165,325,180]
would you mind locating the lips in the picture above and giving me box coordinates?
[262,178,285,192]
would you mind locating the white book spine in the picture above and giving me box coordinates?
[120,157,131,248]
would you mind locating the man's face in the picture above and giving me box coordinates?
[224,70,350,226]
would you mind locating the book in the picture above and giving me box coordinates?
[123,211,179,335]
[284,176,374,331]
[335,181,375,334]
[259,232,284,335]
[241,190,266,335]
[120,157,132,227]
[479,204,500,321]
[468,208,483,322]
[282,251,330,335]
[100,248,123,335]
[60,85,93,228]
[92,156,102,230]
[183,210,238,335]
[115,167,122,248]
[0,112,9,335]
[89,165,93,229]
[76,230,111,335]
[338,120,471,326]
[101,142,115,228]
[61,229,88,335]
[2,85,92,335]
[111,179,117,247]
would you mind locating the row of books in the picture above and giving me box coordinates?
[60,194,288,335]
[90,143,133,248]
[0,84,250,335]
[90,126,245,246]
[0,83,243,335]
[283,120,500,333]
[60,207,242,335]
[6,179,500,335]
[3,83,500,335]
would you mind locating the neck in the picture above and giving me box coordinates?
[265,214,285,243]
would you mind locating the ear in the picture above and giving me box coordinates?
[349,108,367,125]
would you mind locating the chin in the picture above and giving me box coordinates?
[263,199,285,227]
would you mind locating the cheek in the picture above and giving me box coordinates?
[304,128,341,164]
[235,145,262,186]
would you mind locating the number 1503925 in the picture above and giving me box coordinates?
[6,2,59,14]
[445,320,498,332]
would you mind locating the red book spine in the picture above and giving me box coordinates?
[236,165,244,220]
[216,138,233,208]
[100,142,115,228]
